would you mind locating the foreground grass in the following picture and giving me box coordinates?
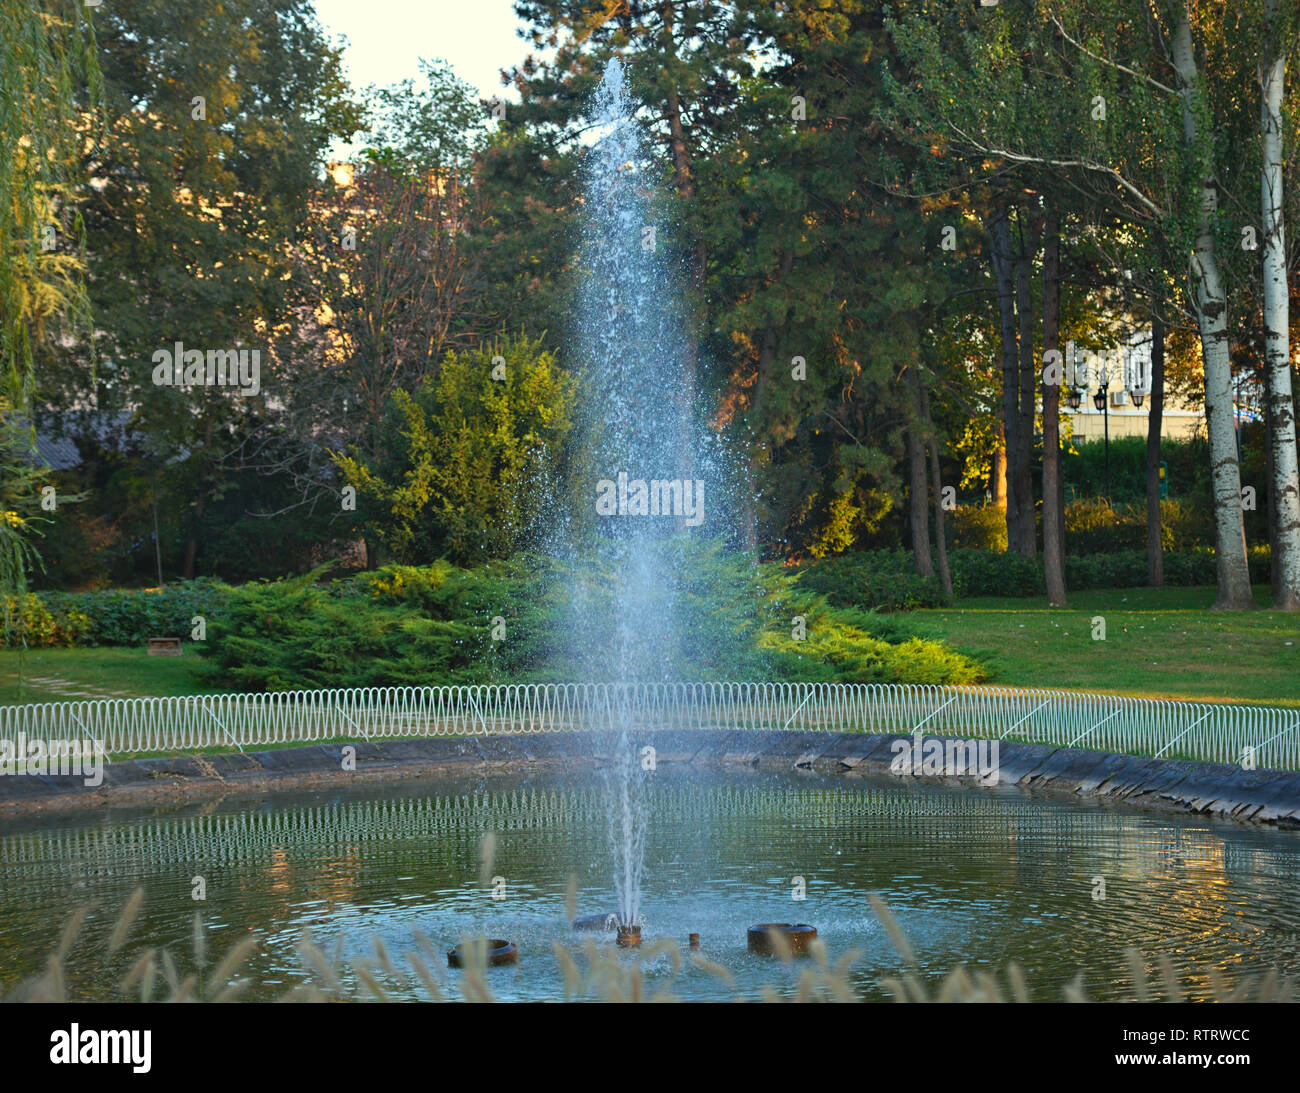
[0,647,212,705]
[5,887,1291,1003]
[910,584,1300,707]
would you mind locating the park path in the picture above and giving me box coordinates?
[17,676,138,702]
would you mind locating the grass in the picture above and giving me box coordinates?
[0,646,212,705]
[909,584,1300,707]
[4,583,1300,710]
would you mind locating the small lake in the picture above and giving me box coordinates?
[2,768,1298,1001]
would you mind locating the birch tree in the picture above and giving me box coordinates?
[1169,4,1254,609]
[1257,0,1300,608]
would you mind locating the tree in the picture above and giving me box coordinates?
[333,337,575,565]
[1042,202,1066,604]
[1256,0,1300,608]
[49,0,360,579]
[885,0,1263,608]
[1167,3,1253,608]
[0,0,99,596]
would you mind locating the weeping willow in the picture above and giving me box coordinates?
[0,0,100,608]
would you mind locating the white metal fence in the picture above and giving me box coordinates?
[0,682,1297,770]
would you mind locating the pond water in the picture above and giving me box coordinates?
[2,768,1298,1001]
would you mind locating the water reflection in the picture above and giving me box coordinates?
[0,769,1297,1001]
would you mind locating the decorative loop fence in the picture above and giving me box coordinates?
[0,683,1297,771]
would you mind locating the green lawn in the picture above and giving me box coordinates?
[3,583,1300,709]
[909,584,1300,707]
[0,646,212,705]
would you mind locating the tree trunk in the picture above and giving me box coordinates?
[1147,308,1165,588]
[907,365,934,577]
[1171,7,1254,609]
[1042,204,1066,605]
[743,247,794,553]
[990,205,1021,554]
[182,495,204,580]
[661,3,701,485]
[1260,5,1300,608]
[1267,395,1279,599]
[1014,209,1040,558]
[920,380,953,598]
[992,428,1008,512]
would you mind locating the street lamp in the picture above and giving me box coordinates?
[1095,379,1111,504]
[1125,334,1151,409]
[1065,340,1083,411]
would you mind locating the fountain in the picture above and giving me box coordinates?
[549,57,722,939]
[548,60,811,953]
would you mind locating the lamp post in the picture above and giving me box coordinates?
[1094,379,1110,504]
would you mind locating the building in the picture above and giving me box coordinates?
[1059,333,1212,444]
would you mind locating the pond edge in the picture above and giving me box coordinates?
[0,729,1297,826]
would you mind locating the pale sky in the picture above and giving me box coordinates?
[312,0,535,102]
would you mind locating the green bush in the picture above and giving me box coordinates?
[1062,498,1214,554]
[798,544,1273,607]
[950,504,1007,551]
[794,551,947,611]
[191,548,986,691]
[1,593,92,647]
[1159,499,1215,552]
[947,549,1042,598]
[38,579,229,647]
[333,335,575,565]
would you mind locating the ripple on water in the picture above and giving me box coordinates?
[0,768,1297,1001]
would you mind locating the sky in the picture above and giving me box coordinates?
[312,0,535,102]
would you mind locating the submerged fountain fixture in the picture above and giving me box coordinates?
[572,912,619,933]
[747,924,818,957]
[447,940,519,968]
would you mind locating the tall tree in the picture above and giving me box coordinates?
[0,0,99,596]
[1257,0,1300,608]
[1042,202,1066,604]
[1168,3,1254,608]
[52,0,359,578]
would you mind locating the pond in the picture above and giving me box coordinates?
[2,768,1298,1001]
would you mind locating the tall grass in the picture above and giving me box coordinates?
[2,888,1292,1003]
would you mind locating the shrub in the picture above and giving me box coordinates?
[1159,499,1215,552]
[1,593,92,647]
[950,504,1007,551]
[947,549,1042,598]
[795,551,947,611]
[39,579,229,646]
[1062,498,1213,554]
[191,549,987,691]
[800,545,1272,607]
